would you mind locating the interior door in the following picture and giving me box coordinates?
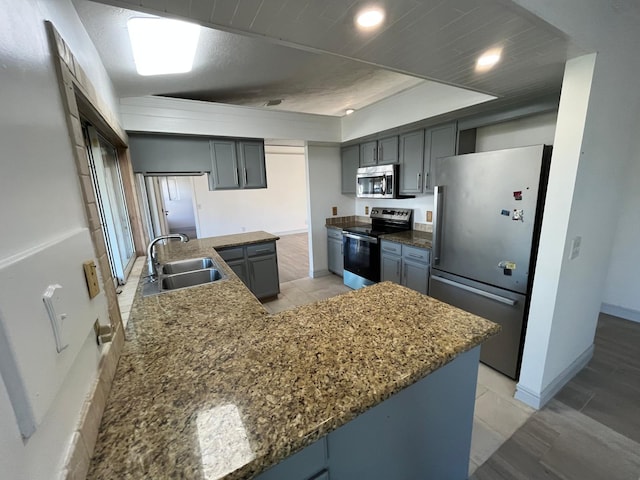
[85,126,136,285]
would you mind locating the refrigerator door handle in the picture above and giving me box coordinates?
[432,185,444,266]
[430,275,517,306]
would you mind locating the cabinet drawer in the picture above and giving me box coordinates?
[380,240,402,256]
[327,228,343,240]
[402,245,430,264]
[247,241,276,257]
[217,246,244,261]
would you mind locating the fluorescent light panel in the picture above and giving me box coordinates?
[127,18,200,76]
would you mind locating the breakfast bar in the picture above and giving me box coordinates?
[87,232,499,480]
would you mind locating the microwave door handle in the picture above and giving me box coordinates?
[381,174,387,195]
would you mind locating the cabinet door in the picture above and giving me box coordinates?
[360,140,378,166]
[328,237,344,276]
[424,123,456,191]
[378,135,399,165]
[381,254,402,284]
[210,140,239,189]
[399,130,425,195]
[402,258,429,295]
[226,258,249,287]
[341,145,360,194]
[238,140,267,188]
[248,254,280,299]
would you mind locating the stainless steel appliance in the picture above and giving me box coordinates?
[343,207,413,289]
[356,164,399,199]
[429,145,552,379]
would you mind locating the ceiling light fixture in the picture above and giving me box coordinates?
[356,7,385,29]
[476,48,502,72]
[127,17,200,76]
[345,109,355,115]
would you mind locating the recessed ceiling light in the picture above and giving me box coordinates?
[476,48,502,72]
[127,17,200,76]
[356,8,385,29]
[345,109,355,115]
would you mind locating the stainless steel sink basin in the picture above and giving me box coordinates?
[161,268,224,290]
[142,257,227,296]
[161,257,215,274]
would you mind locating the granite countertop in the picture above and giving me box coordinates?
[325,221,370,230]
[88,231,498,480]
[380,230,434,249]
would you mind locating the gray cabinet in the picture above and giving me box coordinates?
[218,241,279,299]
[380,241,430,295]
[378,135,399,164]
[210,139,267,190]
[399,129,425,195]
[327,229,344,276]
[360,140,378,166]
[424,123,456,191]
[129,134,213,174]
[210,140,239,189]
[341,145,360,194]
[360,136,399,167]
[238,140,267,188]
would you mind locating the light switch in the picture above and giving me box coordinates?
[83,260,100,299]
[332,206,338,216]
[426,210,433,222]
[570,236,582,260]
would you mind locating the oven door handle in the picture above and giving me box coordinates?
[343,233,378,244]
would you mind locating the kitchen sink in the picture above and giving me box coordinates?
[161,257,215,274]
[161,268,224,290]
[142,257,227,296]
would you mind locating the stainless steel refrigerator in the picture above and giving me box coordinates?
[429,144,552,379]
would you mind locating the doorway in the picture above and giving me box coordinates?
[137,175,200,240]
[84,125,136,285]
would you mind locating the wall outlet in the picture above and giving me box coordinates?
[426,210,433,222]
[365,206,369,215]
[332,206,338,216]
[83,260,100,299]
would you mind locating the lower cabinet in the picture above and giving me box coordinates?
[327,229,344,276]
[217,241,280,299]
[380,240,430,295]
[255,347,479,480]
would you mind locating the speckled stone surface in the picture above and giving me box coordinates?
[325,221,370,231]
[381,230,434,249]
[87,232,498,480]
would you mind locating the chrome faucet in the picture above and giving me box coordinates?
[146,234,189,281]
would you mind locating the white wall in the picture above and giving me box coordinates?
[341,81,495,142]
[193,151,308,237]
[475,112,558,152]
[0,0,117,477]
[306,145,356,276]
[120,96,342,143]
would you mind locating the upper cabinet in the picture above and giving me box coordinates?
[210,139,266,190]
[129,134,212,174]
[238,141,267,189]
[399,130,425,195]
[341,145,360,195]
[359,135,399,167]
[424,123,456,191]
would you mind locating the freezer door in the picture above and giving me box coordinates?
[429,271,526,379]
[433,145,545,294]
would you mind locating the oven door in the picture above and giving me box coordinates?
[343,232,380,282]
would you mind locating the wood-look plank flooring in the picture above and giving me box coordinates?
[472,314,640,480]
[276,232,309,283]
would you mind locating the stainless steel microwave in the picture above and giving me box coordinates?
[356,164,399,198]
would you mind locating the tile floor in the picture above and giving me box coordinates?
[118,258,532,476]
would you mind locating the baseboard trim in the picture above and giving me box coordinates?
[311,269,330,278]
[515,344,594,409]
[600,303,640,323]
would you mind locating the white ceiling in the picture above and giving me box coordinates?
[75,0,587,118]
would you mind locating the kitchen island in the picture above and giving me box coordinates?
[87,232,499,480]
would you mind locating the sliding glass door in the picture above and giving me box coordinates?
[85,125,136,285]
